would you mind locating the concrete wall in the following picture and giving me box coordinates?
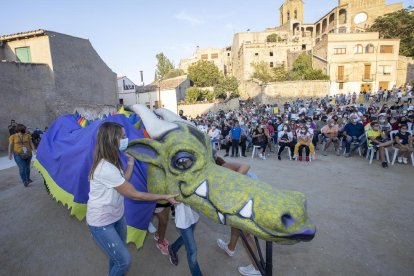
[136,90,178,113]
[262,80,330,103]
[48,32,117,118]
[0,62,55,150]
[178,98,240,118]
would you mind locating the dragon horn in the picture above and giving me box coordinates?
[154,108,195,127]
[128,104,178,139]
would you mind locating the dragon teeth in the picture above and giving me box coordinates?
[239,200,253,218]
[217,212,225,224]
[195,180,207,198]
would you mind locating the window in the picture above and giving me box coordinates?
[119,99,124,105]
[337,66,344,81]
[379,65,392,75]
[380,45,393,54]
[270,62,274,68]
[339,83,344,90]
[287,11,290,21]
[334,48,346,55]
[201,54,208,60]
[302,44,306,50]
[354,44,363,54]
[338,27,346,33]
[255,53,259,56]
[227,53,230,56]
[15,47,31,62]
[365,44,374,53]
[270,52,273,56]
[294,10,297,19]
[211,53,219,59]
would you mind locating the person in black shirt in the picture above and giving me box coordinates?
[394,125,413,164]
[178,110,187,120]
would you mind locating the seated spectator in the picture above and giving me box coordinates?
[293,126,314,162]
[277,124,295,160]
[252,125,267,160]
[393,124,413,164]
[367,122,394,168]
[321,119,340,156]
[208,125,221,149]
[343,114,366,157]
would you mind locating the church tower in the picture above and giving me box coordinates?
[279,0,304,26]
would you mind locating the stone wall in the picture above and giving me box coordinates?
[241,79,329,103]
[397,56,414,86]
[0,62,55,150]
[178,98,240,118]
[48,31,117,118]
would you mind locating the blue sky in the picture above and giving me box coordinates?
[1,0,408,84]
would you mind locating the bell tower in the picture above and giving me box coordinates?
[279,0,304,26]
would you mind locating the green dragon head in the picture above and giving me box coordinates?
[126,105,315,244]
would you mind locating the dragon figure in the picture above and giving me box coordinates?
[34,104,315,249]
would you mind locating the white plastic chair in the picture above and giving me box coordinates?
[251,145,262,159]
[277,144,292,160]
[365,132,390,164]
[391,130,414,166]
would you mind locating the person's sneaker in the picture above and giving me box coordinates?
[217,238,235,257]
[156,239,169,255]
[298,156,302,161]
[154,234,169,245]
[403,157,408,164]
[382,162,388,168]
[306,156,310,162]
[238,264,261,276]
[242,155,247,157]
[224,154,229,157]
[148,222,157,234]
[397,157,403,163]
[28,179,33,183]
[277,155,281,160]
[262,155,266,160]
[336,150,341,156]
[322,150,328,156]
[168,245,178,266]
[344,153,350,158]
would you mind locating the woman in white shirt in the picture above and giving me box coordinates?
[87,122,177,276]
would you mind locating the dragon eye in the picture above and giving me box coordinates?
[172,152,195,171]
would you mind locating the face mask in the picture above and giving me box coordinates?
[379,119,386,124]
[119,138,129,151]
[400,129,407,133]
[283,127,288,131]
[330,123,334,127]
[352,119,358,123]
[306,123,311,127]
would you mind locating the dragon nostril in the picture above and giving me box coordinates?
[281,213,294,228]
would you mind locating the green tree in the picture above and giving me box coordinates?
[214,76,239,100]
[288,52,329,80]
[251,61,274,83]
[155,53,174,79]
[188,60,221,87]
[266,33,282,43]
[185,87,203,103]
[251,62,288,82]
[368,8,414,57]
[164,68,185,79]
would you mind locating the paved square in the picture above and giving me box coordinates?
[1,151,413,275]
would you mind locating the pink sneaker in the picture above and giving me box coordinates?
[156,239,169,255]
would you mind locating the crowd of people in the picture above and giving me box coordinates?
[189,85,414,169]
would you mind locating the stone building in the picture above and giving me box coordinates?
[313,32,400,94]
[179,0,408,98]
[0,29,117,150]
[179,47,232,76]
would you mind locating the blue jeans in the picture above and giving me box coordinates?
[13,153,31,185]
[88,216,131,276]
[170,223,202,276]
[344,134,366,153]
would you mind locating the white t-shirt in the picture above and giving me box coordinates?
[86,159,125,227]
[174,203,199,229]
[208,128,220,139]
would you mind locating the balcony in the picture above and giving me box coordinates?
[362,74,375,82]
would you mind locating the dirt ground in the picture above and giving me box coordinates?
[1,150,414,276]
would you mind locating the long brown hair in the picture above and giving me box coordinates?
[89,122,124,180]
